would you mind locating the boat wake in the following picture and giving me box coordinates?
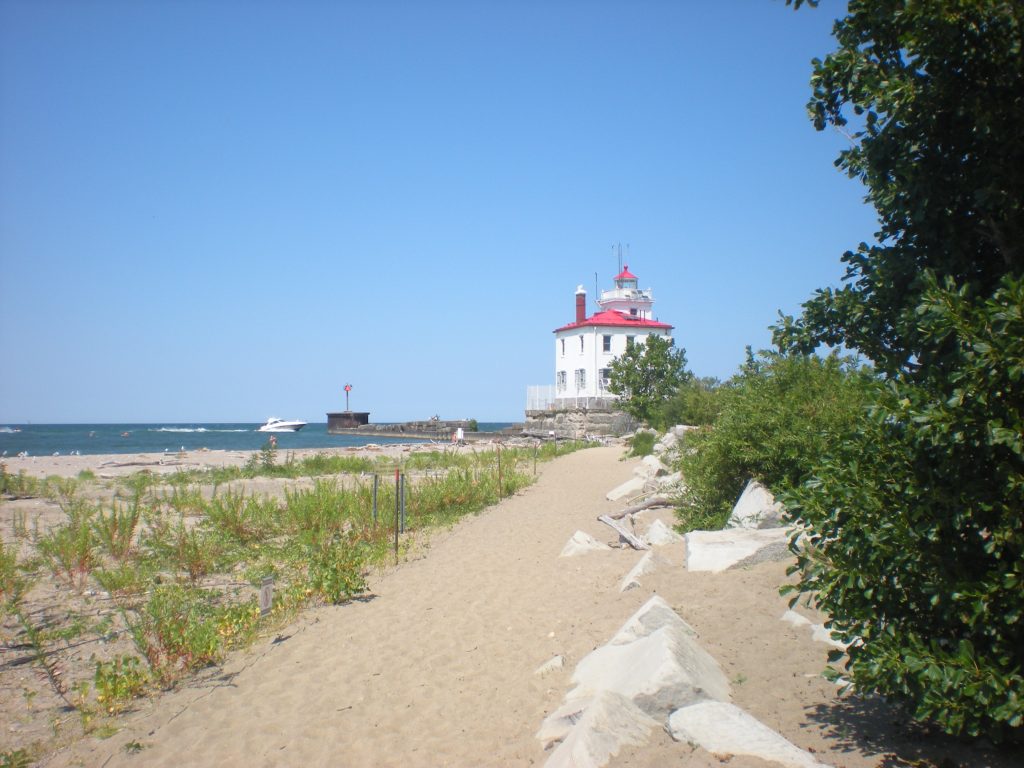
[149,427,250,433]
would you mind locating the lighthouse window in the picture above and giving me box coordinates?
[556,370,567,392]
[574,368,586,389]
[602,335,611,352]
[626,336,635,348]
[579,335,584,352]
[560,338,565,356]
[599,368,611,390]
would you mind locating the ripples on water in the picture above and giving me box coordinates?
[0,423,514,457]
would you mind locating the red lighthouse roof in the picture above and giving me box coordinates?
[554,309,672,334]
[615,265,638,281]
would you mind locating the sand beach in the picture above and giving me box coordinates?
[2,444,1018,767]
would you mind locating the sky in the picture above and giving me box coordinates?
[0,0,877,424]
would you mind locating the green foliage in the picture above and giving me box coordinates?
[92,500,141,562]
[626,430,656,458]
[608,335,692,425]
[171,524,223,584]
[159,480,205,516]
[0,467,38,498]
[654,376,723,429]
[304,532,369,604]
[676,352,873,531]
[37,512,98,590]
[93,655,149,715]
[204,491,279,545]
[785,275,1024,739]
[777,0,1024,374]
[777,0,1024,741]
[0,541,32,611]
[131,585,224,685]
[94,562,153,600]
[0,749,32,768]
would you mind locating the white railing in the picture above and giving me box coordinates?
[526,385,557,411]
[526,385,619,412]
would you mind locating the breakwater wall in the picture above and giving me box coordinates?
[328,420,523,442]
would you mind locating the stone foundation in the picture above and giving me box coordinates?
[524,406,636,438]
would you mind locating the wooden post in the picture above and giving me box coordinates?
[394,468,400,557]
[497,443,502,496]
[372,474,379,525]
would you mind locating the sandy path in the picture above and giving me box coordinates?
[41,446,1020,768]
[48,446,646,767]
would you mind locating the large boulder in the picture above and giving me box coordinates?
[633,454,666,479]
[643,519,683,547]
[684,528,789,572]
[539,692,659,767]
[668,701,826,768]
[619,551,659,592]
[560,530,611,557]
[538,596,730,766]
[606,476,647,502]
[652,431,679,456]
[726,479,785,529]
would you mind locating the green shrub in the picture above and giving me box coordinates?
[205,491,279,544]
[0,541,32,611]
[626,430,656,457]
[172,525,223,584]
[784,275,1024,740]
[304,533,368,604]
[654,377,723,428]
[93,655,148,715]
[132,585,224,684]
[92,500,141,561]
[676,352,873,531]
[94,562,153,600]
[1,468,38,498]
[37,517,98,590]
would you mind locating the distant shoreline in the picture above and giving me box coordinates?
[0,438,516,480]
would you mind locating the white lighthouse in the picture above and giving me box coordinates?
[550,265,673,405]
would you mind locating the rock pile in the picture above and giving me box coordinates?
[540,438,829,767]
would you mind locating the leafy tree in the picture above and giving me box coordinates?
[778,0,1024,739]
[675,352,873,531]
[777,0,1024,373]
[607,335,690,425]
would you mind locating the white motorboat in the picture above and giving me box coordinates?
[257,418,307,433]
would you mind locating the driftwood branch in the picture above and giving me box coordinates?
[597,515,649,550]
[606,497,672,521]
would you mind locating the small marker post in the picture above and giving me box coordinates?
[400,472,406,533]
[259,576,274,617]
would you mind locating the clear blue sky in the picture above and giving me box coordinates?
[0,0,875,424]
